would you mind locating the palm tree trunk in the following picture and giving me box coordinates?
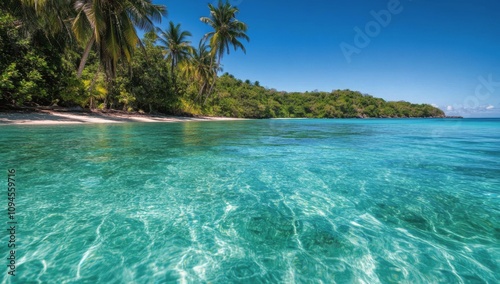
[171,62,177,94]
[197,81,207,103]
[104,72,113,110]
[87,65,102,110]
[204,76,217,105]
[203,55,220,105]
[77,35,96,78]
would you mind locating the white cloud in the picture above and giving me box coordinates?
[431,103,438,108]
[446,106,454,111]
[486,105,494,110]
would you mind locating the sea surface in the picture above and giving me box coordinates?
[1,118,499,283]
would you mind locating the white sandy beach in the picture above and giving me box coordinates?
[0,110,243,125]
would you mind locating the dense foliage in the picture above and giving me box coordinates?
[0,11,82,106]
[0,2,444,118]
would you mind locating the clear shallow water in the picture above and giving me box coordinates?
[1,118,499,283]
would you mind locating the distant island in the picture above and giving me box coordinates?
[199,73,445,119]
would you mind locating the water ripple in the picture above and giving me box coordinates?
[1,119,499,283]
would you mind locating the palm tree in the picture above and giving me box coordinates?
[157,21,193,78]
[200,0,249,101]
[73,0,167,80]
[179,40,218,103]
[200,0,249,67]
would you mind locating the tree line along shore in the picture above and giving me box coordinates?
[0,0,445,119]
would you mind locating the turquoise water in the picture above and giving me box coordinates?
[1,118,499,283]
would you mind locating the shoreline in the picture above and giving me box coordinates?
[0,109,245,125]
[0,109,466,126]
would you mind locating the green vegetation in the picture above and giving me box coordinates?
[0,8,82,106]
[204,74,445,118]
[0,0,444,118]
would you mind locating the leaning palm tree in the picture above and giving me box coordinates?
[73,0,167,80]
[157,21,193,79]
[179,40,218,103]
[200,0,249,101]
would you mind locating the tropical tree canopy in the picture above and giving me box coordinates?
[157,21,193,74]
[72,0,167,79]
[179,39,219,102]
[200,0,249,65]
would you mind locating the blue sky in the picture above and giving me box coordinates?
[154,0,500,117]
